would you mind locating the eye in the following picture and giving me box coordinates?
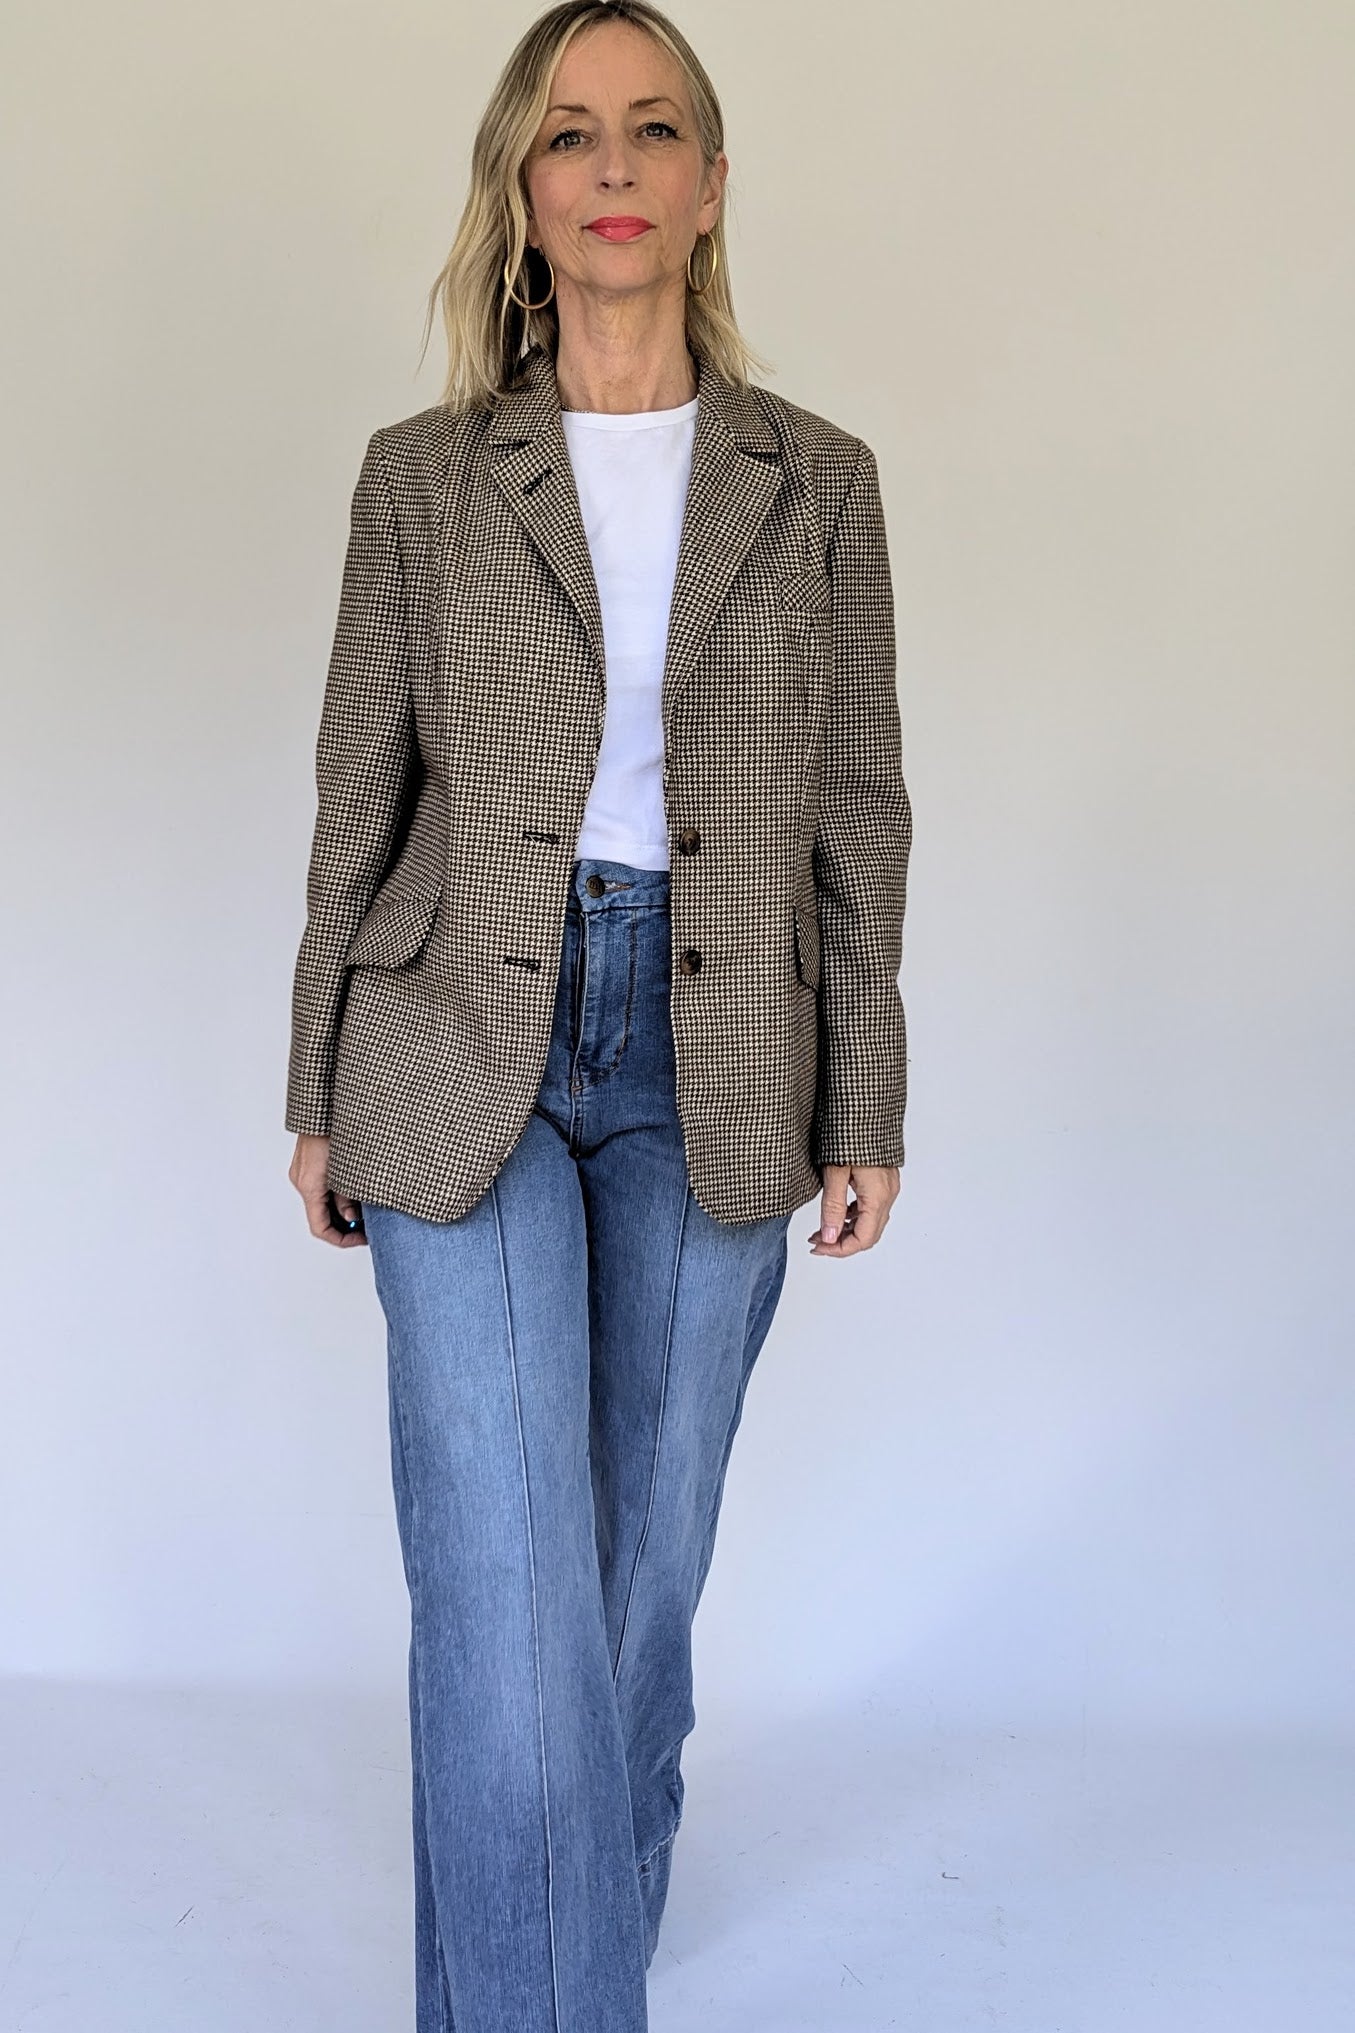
[546,120,680,151]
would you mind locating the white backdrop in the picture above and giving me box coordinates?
[2,0,1351,1751]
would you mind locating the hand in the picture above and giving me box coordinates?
[289,1133,368,1248]
[808,1163,899,1257]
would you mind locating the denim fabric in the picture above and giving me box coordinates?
[361,856,793,2032]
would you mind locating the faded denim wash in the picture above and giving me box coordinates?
[361,856,793,2031]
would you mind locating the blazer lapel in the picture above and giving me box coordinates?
[487,346,606,681]
[662,350,783,717]
[485,341,784,715]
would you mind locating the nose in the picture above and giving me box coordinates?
[595,133,638,189]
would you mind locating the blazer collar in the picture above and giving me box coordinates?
[487,340,780,454]
[484,343,785,712]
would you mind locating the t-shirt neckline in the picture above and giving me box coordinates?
[559,395,699,431]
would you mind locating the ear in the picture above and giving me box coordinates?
[697,152,728,231]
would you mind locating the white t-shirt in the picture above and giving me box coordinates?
[561,394,699,870]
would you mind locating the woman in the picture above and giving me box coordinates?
[285,1,910,2024]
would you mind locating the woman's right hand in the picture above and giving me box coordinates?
[289,1133,368,1248]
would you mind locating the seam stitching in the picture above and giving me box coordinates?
[493,1180,563,2029]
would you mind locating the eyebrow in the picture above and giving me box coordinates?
[545,95,681,115]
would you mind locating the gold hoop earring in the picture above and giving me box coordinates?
[687,234,718,296]
[505,249,555,311]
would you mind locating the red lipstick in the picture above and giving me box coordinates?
[585,217,654,241]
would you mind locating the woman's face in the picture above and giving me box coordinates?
[523,19,726,313]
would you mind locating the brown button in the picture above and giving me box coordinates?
[678,947,703,976]
[584,874,606,896]
[677,826,702,856]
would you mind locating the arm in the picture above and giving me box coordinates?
[811,436,912,1170]
[284,427,421,1137]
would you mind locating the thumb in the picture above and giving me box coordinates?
[819,1168,851,1243]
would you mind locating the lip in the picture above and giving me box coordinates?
[585,217,654,241]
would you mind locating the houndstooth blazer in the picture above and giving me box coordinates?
[285,340,911,1226]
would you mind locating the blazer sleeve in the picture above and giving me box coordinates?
[284,427,422,1137]
[811,436,913,1169]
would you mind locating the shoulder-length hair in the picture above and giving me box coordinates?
[419,0,772,412]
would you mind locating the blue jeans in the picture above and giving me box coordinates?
[361,857,793,2032]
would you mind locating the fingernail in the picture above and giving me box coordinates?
[822,1224,838,1242]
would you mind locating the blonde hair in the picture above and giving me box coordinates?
[418,0,771,412]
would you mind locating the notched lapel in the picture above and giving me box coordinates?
[663,358,784,717]
[479,342,785,717]
[485,349,605,681]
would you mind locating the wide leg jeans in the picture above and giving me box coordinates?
[360,857,793,2032]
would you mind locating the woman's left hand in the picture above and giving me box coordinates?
[808,1164,900,1256]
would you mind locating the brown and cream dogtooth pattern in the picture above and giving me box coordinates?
[285,341,911,1226]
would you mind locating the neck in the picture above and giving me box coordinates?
[552,314,697,415]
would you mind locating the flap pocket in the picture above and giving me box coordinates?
[344,885,440,972]
[792,895,821,991]
[779,565,833,613]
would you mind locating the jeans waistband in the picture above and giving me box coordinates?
[568,857,671,912]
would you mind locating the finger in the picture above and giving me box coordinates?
[812,1195,893,1256]
[846,1196,889,1250]
[810,1203,857,1255]
[814,1169,852,1245]
[303,1186,347,1247]
[333,1195,368,1247]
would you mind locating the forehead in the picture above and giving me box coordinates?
[549,18,689,107]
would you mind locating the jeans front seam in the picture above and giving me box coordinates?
[610,1188,688,1686]
[491,1177,563,2031]
[385,1324,458,2033]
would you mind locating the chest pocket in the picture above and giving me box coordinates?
[779,566,834,712]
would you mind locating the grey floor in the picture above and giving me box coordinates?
[1,1680,1350,2032]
